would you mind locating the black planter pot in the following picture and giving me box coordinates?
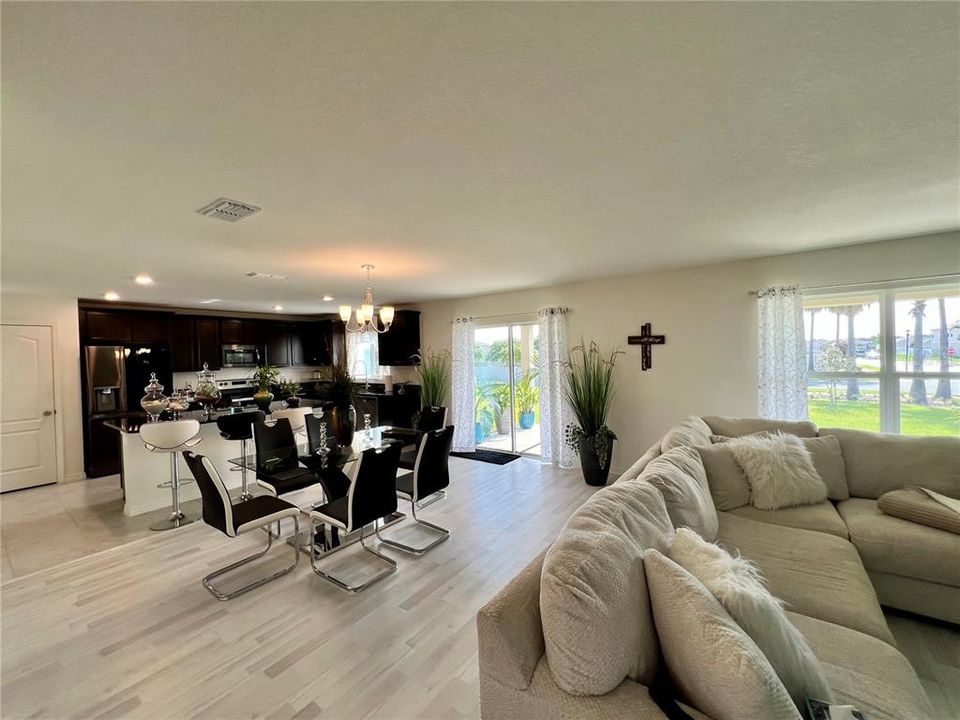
[284,396,301,408]
[579,435,615,486]
[253,390,274,413]
[329,404,356,447]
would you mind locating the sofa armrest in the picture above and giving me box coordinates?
[477,550,547,691]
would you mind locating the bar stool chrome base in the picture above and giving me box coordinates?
[150,510,200,532]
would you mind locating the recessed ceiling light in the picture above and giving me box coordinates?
[199,298,222,304]
[273,305,284,311]
[134,274,154,285]
[322,295,335,302]
[104,291,120,301]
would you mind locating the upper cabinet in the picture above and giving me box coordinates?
[220,318,263,345]
[378,310,421,366]
[82,309,170,344]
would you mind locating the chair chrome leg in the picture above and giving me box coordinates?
[239,439,253,501]
[202,516,301,601]
[416,489,446,510]
[151,454,199,531]
[375,500,450,555]
[310,522,397,593]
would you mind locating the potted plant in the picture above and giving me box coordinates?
[563,341,622,486]
[279,378,301,408]
[411,349,451,426]
[475,382,497,444]
[327,361,360,446]
[515,371,539,430]
[251,365,281,413]
[491,382,512,435]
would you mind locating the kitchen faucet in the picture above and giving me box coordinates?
[352,360,370,391]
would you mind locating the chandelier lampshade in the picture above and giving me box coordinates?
[339,264,394,334]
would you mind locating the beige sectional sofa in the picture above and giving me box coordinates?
[477,416,959,720]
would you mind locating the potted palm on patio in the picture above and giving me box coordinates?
[563,341,622,486]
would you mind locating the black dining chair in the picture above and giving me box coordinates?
[253,417,319,497]
[309,441,402,593]
[388,406,449,471]
[216,410,264,501]
[183,451,301,600]
[376,425,453,555]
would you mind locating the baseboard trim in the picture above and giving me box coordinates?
[63,472,88,483]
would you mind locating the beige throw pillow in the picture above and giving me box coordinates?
[722,433,828,511]
[696,444,751,510]
[641,446,719,541]
[668,528,835,709]
[878,488,960,535]
[540,480,675,695]
[643,549,801,720]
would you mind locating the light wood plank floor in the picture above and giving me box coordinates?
[2,459,958,719]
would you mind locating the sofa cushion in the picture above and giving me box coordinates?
[660,416,713,452]
[540,480,674,696]
[820,427,960,499]
[614,441,660,484]
[878,487,960,534]
[867,570,960,625]
[643,550,801,720]
[668,528,834,708]
[703,415,818,439]
[715,512,894,645]
[785,612,935,720]
[723,432,828,510]
[640,446,718,541]
[837,498,960,587]
[696,444,751,510]
[724,502,848,539]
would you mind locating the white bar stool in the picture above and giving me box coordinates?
[271,407,312,438]
[141,419,202,531]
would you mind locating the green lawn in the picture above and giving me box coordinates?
[808,399,960,436]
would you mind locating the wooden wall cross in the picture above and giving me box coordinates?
[627,323,666,371]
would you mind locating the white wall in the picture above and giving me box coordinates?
[1,291,86,482]
[416,231,960,472]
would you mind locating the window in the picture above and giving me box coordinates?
[804,281,959,436]
[345,330,382,380]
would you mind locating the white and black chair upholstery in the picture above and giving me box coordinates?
[140,419,202,531]
[216,410,264,501]
[377,425,453,555]
[183,451,301,601]
[390,406,449,471]
[309,441,402,593]
[253,417,319,497]
[271,407,312,438]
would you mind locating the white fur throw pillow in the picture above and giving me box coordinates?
[723,432,827,510]
[669,528,835,709]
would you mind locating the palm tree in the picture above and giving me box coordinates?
[807,308,820,371]
[909,301,927,405]
[935,297,952,401]
[841,305,865,400]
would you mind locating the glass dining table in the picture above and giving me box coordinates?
[227,426,409,557]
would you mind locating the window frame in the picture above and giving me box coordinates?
[804,277,958,434]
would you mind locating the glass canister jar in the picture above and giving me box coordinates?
[194,363,221,418]
[140,372,169,422]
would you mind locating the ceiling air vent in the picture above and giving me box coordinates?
[196,197,262,222]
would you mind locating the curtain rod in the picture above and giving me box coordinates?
[450,309,567,322]
[747,272,959,297]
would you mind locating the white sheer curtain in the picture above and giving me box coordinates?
[757,285,808,420]
[450,317,476,452]
[538,307,576,467]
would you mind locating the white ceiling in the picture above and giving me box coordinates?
[2,2,958,312]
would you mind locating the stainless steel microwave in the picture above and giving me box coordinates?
[221,344,263,368]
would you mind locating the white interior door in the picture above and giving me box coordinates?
[1,325,58,492]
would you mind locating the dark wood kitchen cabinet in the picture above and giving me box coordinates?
[378,310,421,366]
[169,316,197,371]
[83,310,132,342]
[265,322,291,367]
[220,318,264,345]
[129,312,170,344]
[195,318,221,370]
[293,321,333,366]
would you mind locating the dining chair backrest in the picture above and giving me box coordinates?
[183,451,235,536]
[253,417,299,475]
[140,419,201,453]
[413,425,454,501]
[272,407,312,434]
[216,410,264,442]
[305,413,328,455]
[417,406,448,432]
[347,441,402,532]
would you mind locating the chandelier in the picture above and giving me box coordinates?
[339,264,395,334]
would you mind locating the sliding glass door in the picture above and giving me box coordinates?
[474,323,541,455]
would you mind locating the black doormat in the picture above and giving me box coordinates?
[450,449,521,465]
